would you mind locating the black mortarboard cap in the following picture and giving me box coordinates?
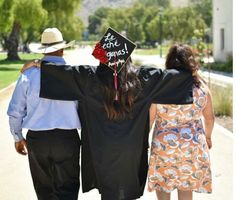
[92,27,136,73]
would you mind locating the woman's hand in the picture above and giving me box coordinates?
[20,59,41,73]
[206,137,212,149]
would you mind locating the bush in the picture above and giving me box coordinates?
[202,54,233,73]
[209,84,232,117]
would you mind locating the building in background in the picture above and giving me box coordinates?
[213,0,232,62]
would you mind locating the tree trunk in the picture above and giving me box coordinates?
[5,22,21,61]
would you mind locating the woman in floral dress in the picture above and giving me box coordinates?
[148,44,215,200]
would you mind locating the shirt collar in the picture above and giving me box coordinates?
[42,56,66,64]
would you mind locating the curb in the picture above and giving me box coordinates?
[0,82,16,95]
[214,123,233,139]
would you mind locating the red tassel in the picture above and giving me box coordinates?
[114,56,118,101]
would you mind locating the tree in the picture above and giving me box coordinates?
[42,0,84,41]
[125,4,148,42]
[190,0,212,27]
[88,7,112,35]
[145,8,163,43]
[141,6,159,45]
[93,5,146,43]
[0,0,83,61]
[138,0,170,8]
[0,0,47,60]
[98,8,130,37]
[164,7,207,42]
[0,0,14,50]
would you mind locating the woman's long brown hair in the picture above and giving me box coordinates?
[97,59,141,120]
[165,44,201,87]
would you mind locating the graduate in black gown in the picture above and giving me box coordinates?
[25,29,193,200]
[38,61,192,200]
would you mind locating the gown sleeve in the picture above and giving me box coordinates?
[40,61,94,100]
[139,66,193,104]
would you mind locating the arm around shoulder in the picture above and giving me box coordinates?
[151,69,193,105]
[40,62,94,100]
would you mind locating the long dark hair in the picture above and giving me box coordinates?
[97,59,141,120]
[165,43,201,87]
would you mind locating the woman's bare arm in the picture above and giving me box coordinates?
[202,86,215,149]
[149,104,157,130]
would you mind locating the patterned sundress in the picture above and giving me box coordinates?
[148,85,212,193]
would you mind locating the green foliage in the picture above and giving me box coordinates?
[225,54,233,69]
[100,9,129,33]
[94,6,147,42]
[164,7,206,42]
[192,29,207,59]
[0,0,47,34]
[42,0,83,41]
[87,3,208,46]
[202,55,233,73]
[42,0,80,13]
[21,27,42,44]
[145,7,207,43]
[0,0,15,33]
[210,84,232,117]
[0,0,84,60]
[125,4,147,42]
[190,0,212,27]
[146,8,169,43]
[14,0,47,29]
[88,7,112,35]
[138,0,170,8]
[0,0,83,41]
[126,22,145,42]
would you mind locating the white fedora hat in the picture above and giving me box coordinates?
[29,28,75,54]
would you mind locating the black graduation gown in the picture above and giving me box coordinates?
[40,62,193,200]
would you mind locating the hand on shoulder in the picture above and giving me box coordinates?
[21,59,41,73]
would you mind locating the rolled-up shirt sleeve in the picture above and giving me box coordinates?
[7,73,29,142]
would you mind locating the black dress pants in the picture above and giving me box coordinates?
[26,129,80,200]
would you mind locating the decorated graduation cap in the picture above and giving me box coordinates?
[92,27,136,100]
[92,27,136,72]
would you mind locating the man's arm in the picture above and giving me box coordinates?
[40,62,91,101]
[7,73,29,155]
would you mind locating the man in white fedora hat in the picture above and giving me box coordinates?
[7,28,81,200]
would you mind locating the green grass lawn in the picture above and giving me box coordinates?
[0,53,42,89]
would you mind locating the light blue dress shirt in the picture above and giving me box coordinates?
[7,56,81,142]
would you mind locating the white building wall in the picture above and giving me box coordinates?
[213,0,233,62]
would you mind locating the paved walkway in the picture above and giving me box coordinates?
[0,48,233,199]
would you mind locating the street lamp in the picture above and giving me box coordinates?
[159,7,163,58]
